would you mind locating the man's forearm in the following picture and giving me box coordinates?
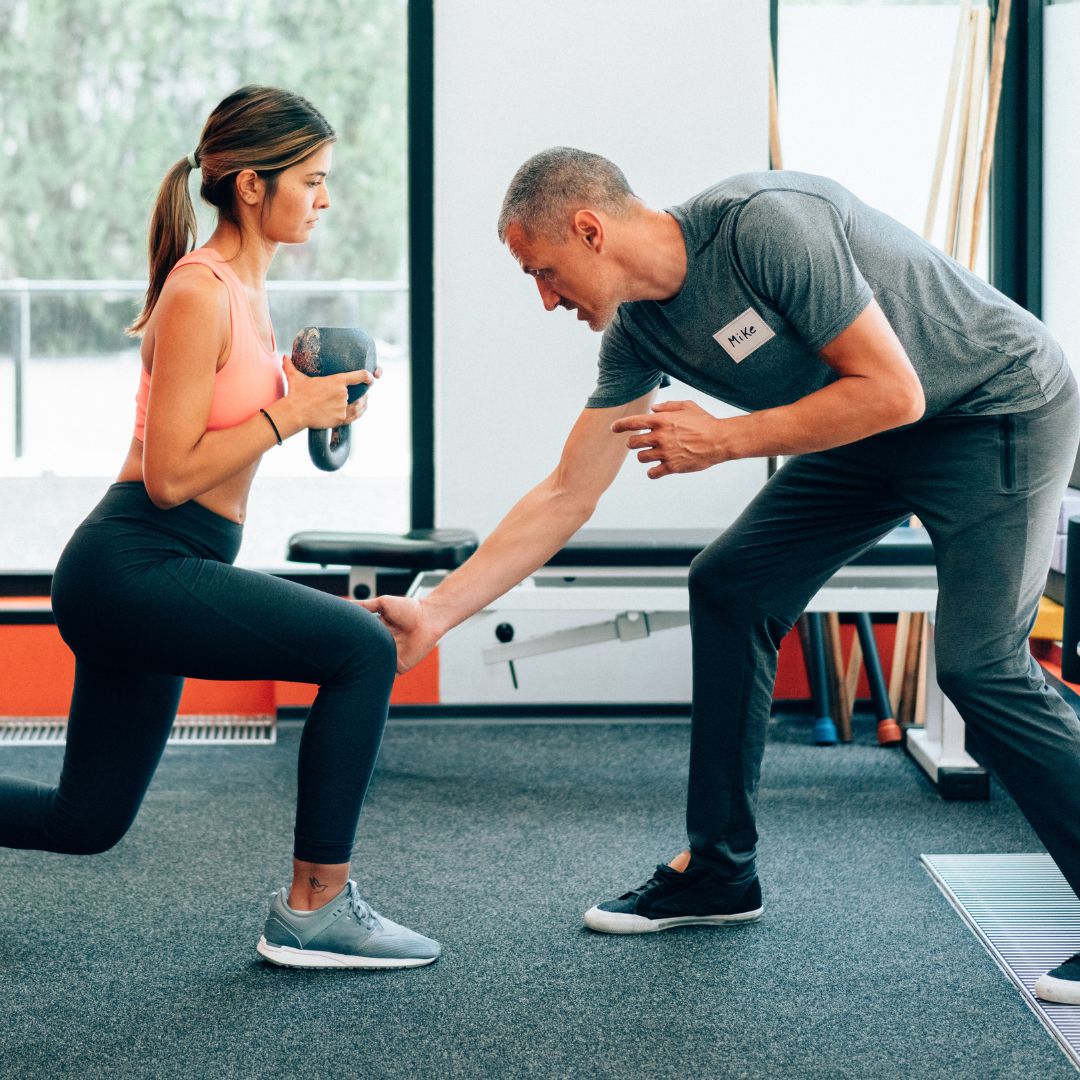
[424,478,595,635]
[725,374,924,460]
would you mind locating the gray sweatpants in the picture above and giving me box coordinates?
[687,373,1080,896]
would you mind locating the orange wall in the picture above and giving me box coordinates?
[774,621,897,700]
[0,618,890,716]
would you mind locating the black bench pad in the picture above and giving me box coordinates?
[546,526,934,568]
[287,529,478,570]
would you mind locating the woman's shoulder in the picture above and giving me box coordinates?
[158,259,230,312]
[148,260,231,345]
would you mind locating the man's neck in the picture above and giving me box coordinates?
[624,208,687,303]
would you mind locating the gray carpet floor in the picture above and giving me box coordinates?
[0,711,1075,1080]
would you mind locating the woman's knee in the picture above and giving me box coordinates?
[331,606,398,686]
[48,809,136,855]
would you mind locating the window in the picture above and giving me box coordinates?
[1043,0,1080,371]
[776,0,989,273]
[0,0,410,568]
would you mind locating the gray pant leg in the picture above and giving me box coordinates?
[687,451,909,880]
[906,375,1080,896]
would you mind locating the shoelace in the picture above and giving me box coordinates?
[345,881,379,930]
[619,863,679,900]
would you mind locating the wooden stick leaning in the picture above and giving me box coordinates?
[898,612,925,727]
[924,0,973,242]
[889,612,911,713]
[957,5,991,269]
[969,0,1013,267]
[845,630,864,717]
[769,42,783,171]
[945,7,979,261]
[913,618,930,728]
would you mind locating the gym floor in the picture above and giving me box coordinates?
[0,709,1073,1080]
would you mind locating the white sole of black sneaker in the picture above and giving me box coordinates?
[256,936,439,969]
[582,905,764,934]
[1034,972,1080,1004]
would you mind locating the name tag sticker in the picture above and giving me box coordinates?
[713,308,776,363]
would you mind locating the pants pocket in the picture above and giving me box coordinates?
[999,414,1021,492]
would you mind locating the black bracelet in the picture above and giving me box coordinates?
[260,408,283,445]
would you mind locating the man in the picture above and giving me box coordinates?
[364,148,1080,1003]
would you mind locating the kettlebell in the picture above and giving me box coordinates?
[290,326,377,471]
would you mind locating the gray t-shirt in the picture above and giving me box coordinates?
[587,172,1068,418]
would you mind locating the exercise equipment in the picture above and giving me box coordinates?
[290,326,377,472]
[855,612,903,745]
[804,611,902,747]
[800,613,837,746]
[287,524,987,798]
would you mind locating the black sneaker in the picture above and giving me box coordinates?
[583,863,763,934]
[1035,953,1080,1004]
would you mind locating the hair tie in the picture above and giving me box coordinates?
[186,151,199,169]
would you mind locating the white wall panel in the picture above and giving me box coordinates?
[778,5,986,270]
[433,1,770,535]
[1044,2,1080,372]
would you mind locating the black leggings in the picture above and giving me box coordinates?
[0,482,396,864]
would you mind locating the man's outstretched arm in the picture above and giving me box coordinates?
[362,391,656,671]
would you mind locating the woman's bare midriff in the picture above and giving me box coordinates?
[122,282,262,524]
[116,436,259,524]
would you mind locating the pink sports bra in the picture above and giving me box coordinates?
[133,248,284,440]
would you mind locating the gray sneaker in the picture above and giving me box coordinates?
[256,879,441,969]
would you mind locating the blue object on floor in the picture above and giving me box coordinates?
[804,612,838,746]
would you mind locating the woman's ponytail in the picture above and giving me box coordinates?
[126,156,198,335]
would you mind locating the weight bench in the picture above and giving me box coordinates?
[286,523,986,800]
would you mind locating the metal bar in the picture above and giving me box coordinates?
[0,279,406,294]
[15,288,28,458]
[990,0,1044,312]
[408,0,436,530]
[482,618,620,665]
[0,277,407,462]
[482,611,690,665]
[8,295,17,456]
[1025,0,1044,318]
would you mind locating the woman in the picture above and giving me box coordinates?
[0,86,439,970]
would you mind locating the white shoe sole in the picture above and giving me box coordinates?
[583,905,764,935]
[257,936,439,969]
[1034,973,1080,1004]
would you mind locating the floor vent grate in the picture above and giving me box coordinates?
[922,853,1080,1072]
[0,715,276,747]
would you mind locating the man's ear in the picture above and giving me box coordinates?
[235,168,263,207]
[573,209,605,252]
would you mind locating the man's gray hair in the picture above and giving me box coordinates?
[497,147,636,242]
